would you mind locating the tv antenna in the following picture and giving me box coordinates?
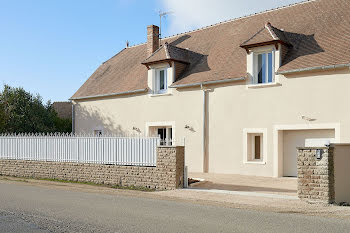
[159,10,174,44]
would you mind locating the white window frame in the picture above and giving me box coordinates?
[155,68,168,94]
[252,49,275,85]
[243,128,267,165]
[145,121,176,146]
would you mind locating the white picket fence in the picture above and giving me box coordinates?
[0,134,160,166]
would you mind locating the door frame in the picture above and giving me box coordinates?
[273,123,340,177]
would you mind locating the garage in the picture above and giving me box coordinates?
[282,129,335,177]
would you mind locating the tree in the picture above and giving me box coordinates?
[0,85,72,133]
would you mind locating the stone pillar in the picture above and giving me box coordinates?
[156,146,185,189]
[297,147,334,203]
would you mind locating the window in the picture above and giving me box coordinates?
[253,51,274,84]
[157,127,172,146]
[253,135,261,160]
[94,130,102,137]
[155,68,167,94]
[246,132,264,162]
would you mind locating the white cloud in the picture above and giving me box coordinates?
[158,0,303,36]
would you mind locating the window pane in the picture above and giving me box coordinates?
[267,52,273,83]
[159,70,165,90]
[262,54,267,83]
[158,128,166,145]
[168,128,172,146]
[257,54,263,83]
[254,136,261,160]
[258,54,267,83]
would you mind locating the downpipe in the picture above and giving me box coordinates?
[201,83,209,173]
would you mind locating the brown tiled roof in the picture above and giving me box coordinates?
[72,0,350,99]
[142,42,190,65]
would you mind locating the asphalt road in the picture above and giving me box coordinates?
[0,182,350,233]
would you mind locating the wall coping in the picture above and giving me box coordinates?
[297,147,329,150]
[330,143,350,146]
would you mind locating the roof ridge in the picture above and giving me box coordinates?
[105,1,315,63]
[265,22,278,40]
[162,0,316,40]
[125,42,146,48]
[164,43,170,59]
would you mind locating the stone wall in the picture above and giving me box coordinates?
[297,147,334,203]
[0,146,184,190]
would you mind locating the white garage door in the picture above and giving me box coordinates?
[283,129,335,177]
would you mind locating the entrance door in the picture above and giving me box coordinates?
[283,129,335,177]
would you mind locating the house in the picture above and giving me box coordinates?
[71,0,350,177]
[52,101,72,119]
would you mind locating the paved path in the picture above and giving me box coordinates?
[186,188,299,200]
[0,182,350,233]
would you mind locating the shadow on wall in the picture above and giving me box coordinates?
[282,31,325,66]
[75,104,128,136]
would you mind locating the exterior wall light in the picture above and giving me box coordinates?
[132,127,141,133]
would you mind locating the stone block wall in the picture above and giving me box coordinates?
[0,146,184,190]
[297,147,334,203]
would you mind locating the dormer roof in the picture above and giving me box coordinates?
[141,42,190,67]
[240,22,291,50]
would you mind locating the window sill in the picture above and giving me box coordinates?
[149,93,172,97]
[247,82,281,89]
[244,161,266,165]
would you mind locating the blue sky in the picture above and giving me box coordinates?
[0,0,301,102]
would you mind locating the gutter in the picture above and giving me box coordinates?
[276,63,350,75]
[70,88,148,101]
[170,77,245,88]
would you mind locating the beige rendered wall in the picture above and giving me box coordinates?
[74,88,204,173]
[333,144,350,204]
[206,68,350,176]
[74,68,350,176]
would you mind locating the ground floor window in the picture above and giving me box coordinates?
[243,128,267,164]
[148,125,173,146]
[248,133,263,161]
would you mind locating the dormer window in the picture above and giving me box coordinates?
[240,22,292,87]
[253,50,274,84]
[155,68,167,94]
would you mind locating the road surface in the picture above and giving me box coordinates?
[0,181,349,233]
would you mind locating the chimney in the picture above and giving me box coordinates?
[147,25,159,56]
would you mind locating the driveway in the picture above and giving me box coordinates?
[189,172,297,196]
[1,179,350,233]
